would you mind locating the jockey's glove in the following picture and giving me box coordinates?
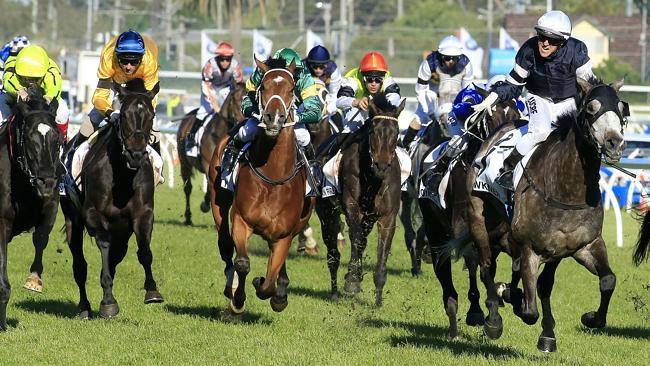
[472,92,498,116]
[17,87,29,102]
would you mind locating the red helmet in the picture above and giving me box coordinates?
[359,51,388,73]
[215,41,235,57]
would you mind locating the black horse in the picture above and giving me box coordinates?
[316,93,405,306]
[0,85,63,330]
[634,209,650,266]
[419,96,521,339]
[61,79,164,319]
[467,77,627,352]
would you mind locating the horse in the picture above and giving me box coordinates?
[466,77,627,352]
[177,83,245,225]
[316,92,405,306]
[400,86,456,276]
[634,210,650,266]
[208,57,314,314]
[60,78,164,319]
[418,96,521,339]
[0,85,63,330]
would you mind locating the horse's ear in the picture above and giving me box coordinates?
[114,82,127,98]
[146,82,160,101]
[287,59,296,75]
[474,83,489,97]
[610,77,625,92]
[368,98,379,117]
[577,77,593,94]
[397,98,406,115]
[255,56,269,74]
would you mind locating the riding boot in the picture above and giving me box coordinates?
[221,134,245,174]
[426,154,453,191]
[401,126,418,149]
[303,144,322,196]
[185,114,206,151]
[495,149,524,191]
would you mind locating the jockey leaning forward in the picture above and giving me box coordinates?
[0,44,69,141]
[185,41,243,151]
[473,10,595,191]
[220,47,321,176]
[304,45,343,128]
[403,35,474,147]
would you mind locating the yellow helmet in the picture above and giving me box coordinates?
[15,45,50,78]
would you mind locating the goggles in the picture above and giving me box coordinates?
[442,55,460,62]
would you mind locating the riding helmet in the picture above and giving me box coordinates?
[534,10,571,41]
[215,41,235,57]
[438,35,463,57]
[307,45,330,64]
[115,30,145,58]
[359,51,388,73]
[273,48,304,71]
[15,45,49,78]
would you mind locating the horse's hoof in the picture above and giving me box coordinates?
[200,201,210,213]
[411,268,422,277]
[99,302,120,319]
[229,299,245,315]
[79,309,92,320]
[252,277,264,291]
[330,291,339,301]
[343,280,362,296]
[374,295,383,307]
[483,318,503,340]
[537,336,557,353]
[581,311,606,328]
[304,245,319,256]
[23,273,43,293]
[184,219,192,226]
[144,290,165,304]
[270,296,288,312]
[466,311,486,326]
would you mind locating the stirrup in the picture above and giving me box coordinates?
[496,170,515,191]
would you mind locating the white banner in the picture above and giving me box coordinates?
[306,29,324,54]
[458,27,484,79]
[253,29,273,60]
[499,27,520,50]
[201,31,218,64]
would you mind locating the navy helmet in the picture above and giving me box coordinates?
[115,30,145,58]
[307,45,330,64]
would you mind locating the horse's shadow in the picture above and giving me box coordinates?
[164,303,272,325]
[14,298,79,318]
[155,218,214,229]
[289,285,332,301]
[359,317,526,359]
[579,325,650,339]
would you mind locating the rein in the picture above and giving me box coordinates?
[520,166,594,210]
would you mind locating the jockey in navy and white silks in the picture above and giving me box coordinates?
[304,45,342,117]
[473,10,595,190]
[414,35,474,129]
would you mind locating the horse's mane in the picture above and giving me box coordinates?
[553,75,605,141]
[124,78,147,93]
[369,92,398,117]
[264,58,287,70]
[17,84,50,112]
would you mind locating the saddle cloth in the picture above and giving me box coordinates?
[186,112,217,158]
[472,125,532,210]
[321,146,411,198]
[68,133,164,192]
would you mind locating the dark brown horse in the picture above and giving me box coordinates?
[634,210,650,266]
[208,57,314,314]
[419,97,521,339]
[467,77,627,352]
[0,86,63,330]
[316,92,405,306]
[177,83,245,225]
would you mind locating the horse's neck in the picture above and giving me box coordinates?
[252,128,296,176]
[543,126,601,204]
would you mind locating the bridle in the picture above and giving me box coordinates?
[116,94,154,169]
[254,68,297,129]
[367,114,399,166]
[12,110,60,186]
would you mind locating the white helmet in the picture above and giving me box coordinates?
[10,35,30,55]
[534,10,571,40]
[438,35,463,57]
[487,74,507,89]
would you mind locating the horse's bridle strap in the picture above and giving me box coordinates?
[372,115,398,122]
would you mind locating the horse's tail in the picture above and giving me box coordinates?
[634,209,650,266]
[440,233,475,263]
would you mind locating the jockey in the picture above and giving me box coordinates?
[220,47,321,175]
[85,30,159,140]
[0,36,31,90]
[0,45,69,141]
[185,41,243,151]
[304,45,342,121]
[473,10,594,190]
[404,35,474,146]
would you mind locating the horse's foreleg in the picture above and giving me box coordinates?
[374,215,396,307]
[344,217,369,295]
[230,215,252,313]
[134,209,164,304]
[25,223,54,293]
[573,237,616,329]
[181,164,193,225]
[518,245,541,325]
[316,198,342,300]
[255,236,291,303]
[96,231,119,318]
[536,260,560,352]
[464,254,486,327]
[0,232,11,331]
[400,191,418,276]
[66,216,91,319]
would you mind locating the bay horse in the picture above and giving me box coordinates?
[316,92,405,306]
[0,85,63,330]
[177,83,245,225]
[419,96,521,339]
[208,57,314,314]
[467,77,627,352]
[60,78,164,319]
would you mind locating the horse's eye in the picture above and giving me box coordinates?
[586,99,601,115]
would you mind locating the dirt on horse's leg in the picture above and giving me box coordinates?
[573,237,616,329]
[536,260,560,352]
[230,215,252,313]
[374,215,396,307]
[254,236,291,302]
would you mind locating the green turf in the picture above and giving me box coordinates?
[0,180,649,365]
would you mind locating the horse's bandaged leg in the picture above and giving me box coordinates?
[146,145,165,186]
[396,147,412,191]
[322,151,343,197]
[71,142,91,191]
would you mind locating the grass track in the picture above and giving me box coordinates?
[0,181,649,365]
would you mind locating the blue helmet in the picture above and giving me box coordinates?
[115,30,145,57]
[307,45,330,64]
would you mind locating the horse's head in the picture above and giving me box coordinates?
[254,57,296,137]
[13,85,63,198]
[367,93,406,177]
[114,79,157,168]
[577,77,627,163]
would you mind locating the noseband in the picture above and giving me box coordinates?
[13,111,59,186]
[116,96,153,169]
[255,68,297,128]
[367,114,399,166]
[577,84,626,150]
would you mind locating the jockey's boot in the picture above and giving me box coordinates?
[426,153,453,192]
[495,149,524,191]
[304,144,322,196]
[401,126,419,149]
[221,134,244,175]
[185,114,206,151]
[331,112,344,132]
